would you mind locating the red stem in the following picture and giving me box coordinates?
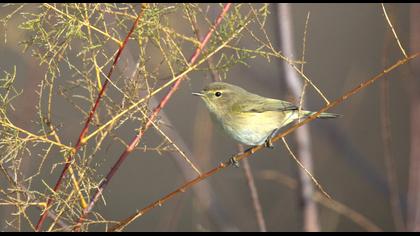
[35,5,147,231]
[73,3,232,231]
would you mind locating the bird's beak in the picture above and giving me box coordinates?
[192,92,204,97]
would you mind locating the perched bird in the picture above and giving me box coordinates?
[193,82,339,148]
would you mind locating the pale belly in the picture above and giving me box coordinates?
[214,111,297,146]
[223,125,271,145]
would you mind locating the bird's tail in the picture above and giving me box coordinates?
[303,111,341,119]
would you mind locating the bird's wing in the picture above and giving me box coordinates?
[235,95,298,113]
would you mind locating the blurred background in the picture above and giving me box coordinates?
[0,3,419,232]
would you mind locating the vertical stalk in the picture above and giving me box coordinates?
[380,5,405,230]
[276,3,320,231]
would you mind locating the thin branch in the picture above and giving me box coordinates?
[108,53,418,232]
[281,137,331,199]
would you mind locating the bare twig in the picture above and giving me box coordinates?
[281,138,331,199]
[298,11,310,120]
[108,53,418,232]
[381,3,408,58]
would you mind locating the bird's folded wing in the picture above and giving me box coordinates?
[235,96,298,113]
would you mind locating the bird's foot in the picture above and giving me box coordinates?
[264,138,274,149]
[229,155,240,168]
[264,128,278,149]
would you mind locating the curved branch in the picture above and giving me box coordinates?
[108,53,418,232]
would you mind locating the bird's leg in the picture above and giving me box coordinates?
[265,129,279,149]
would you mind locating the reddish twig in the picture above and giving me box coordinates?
[72,3,232,231]
[35,4,148,231]
[108,54,418,232]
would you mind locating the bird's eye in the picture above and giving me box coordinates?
[215,91,222,97]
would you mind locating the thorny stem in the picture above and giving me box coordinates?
[108,54,418,232]
[34,4,148,231]
[72,3,232,231]
[0,163,70,231]
[0,119,72,150]
[42,3,123,46]
[46,119,88,212]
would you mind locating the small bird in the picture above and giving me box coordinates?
[193,82,339,149]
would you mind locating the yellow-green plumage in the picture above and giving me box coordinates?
[193,82,339,146]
